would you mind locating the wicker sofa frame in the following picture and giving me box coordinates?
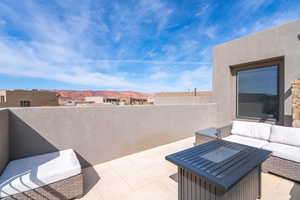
[216,124,300,182]
[1,173,83,200]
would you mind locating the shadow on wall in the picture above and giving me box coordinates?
[7,111,99,196]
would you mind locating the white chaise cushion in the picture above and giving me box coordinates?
[223,135,268,148]
[0,149,81,198]
[231,121,271,140]
[270,125,300,147]
[262,142,300,163]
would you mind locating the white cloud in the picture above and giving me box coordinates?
[0,39,134,88]
[195,4,210,17]
[3,0,297,93]
[240,0,273,12]
[0,19,6,26]
[233,10,300,38]
[150,71,170,80]
[202,26,218,39]
[142,65,212,92]
[177,66,212,91]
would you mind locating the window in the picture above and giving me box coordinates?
[20,100,31,107]
[0,96,5,103]
[237,65,279,120]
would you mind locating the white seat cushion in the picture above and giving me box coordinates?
[262,142,300,163]
[0,149,81,198]
[232,121,271,140]
[223,135,268,148]
[270,125,300,147]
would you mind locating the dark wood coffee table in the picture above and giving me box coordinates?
[166,139,271,200]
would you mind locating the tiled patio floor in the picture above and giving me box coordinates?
[79,137,300,200]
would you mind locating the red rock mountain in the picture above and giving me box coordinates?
[51,90,154,100]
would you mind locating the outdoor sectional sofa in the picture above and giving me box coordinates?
[195,121,300,182]
[0,149,83,200]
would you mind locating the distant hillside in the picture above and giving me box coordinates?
[51,90,154,100]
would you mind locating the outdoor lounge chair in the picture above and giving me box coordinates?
[0,149,83,200]
[195,121,300,182]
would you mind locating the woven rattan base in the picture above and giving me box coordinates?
[262,156,300,182]
[1,173,83,200]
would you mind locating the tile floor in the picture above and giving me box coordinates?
[79,137,300,200]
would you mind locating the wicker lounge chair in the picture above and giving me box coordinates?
[0,149,83,200]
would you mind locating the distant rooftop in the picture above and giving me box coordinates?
[155,91,212,97]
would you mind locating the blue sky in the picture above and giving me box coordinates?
[0,0,299,92]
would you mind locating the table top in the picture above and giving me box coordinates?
[165,139,271,191]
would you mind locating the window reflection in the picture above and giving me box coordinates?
[237,66,279,119]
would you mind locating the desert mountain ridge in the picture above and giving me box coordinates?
[50,90,154,100]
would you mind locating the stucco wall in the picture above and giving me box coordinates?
[0,109,9,174]
[0,90,58,108]
[213,19,300,127]
[9,104,217,167]
[154,95,214,105]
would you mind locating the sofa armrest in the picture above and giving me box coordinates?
[217,124,232,138]
[194,128,218,145]
[195,128,218,139]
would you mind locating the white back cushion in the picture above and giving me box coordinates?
[223,135,268,148]
[270,125,300,147]
[231,121,271,140]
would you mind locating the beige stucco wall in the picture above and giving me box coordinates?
[0,90,59,108]
[9,104,217,167]
[213,19,300,127]
[84,96,104,104]
[154,95,214,105]
[0,109,9,174]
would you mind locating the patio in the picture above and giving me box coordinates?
[80,137,300,200]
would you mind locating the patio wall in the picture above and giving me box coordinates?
[0,109,9,173]
[154,95,213,105]
[213,19,300,127]
[9,104,217,167]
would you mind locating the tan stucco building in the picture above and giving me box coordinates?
[213,19,300,127]
[0,90,59,108]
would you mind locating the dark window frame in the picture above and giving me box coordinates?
[20,100,31,107]
[231,57,284,124]
[236,65,279,121]
[0,96,5,103]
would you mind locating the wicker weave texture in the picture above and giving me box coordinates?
[262,156,300,182]
[1,174,83,200]
[217,125,232,138]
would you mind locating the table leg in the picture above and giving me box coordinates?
[258,165,262,199]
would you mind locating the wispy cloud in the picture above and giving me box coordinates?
[0,0,299,92]
[239,0,273,12]
[202,26,218,39]
[232,10,300,39]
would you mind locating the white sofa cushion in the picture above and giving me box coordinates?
[270,125,300,147]
[262,142,300,163]
[231,121,271,140]
[223,135,268,148]
[0,149,81,198]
